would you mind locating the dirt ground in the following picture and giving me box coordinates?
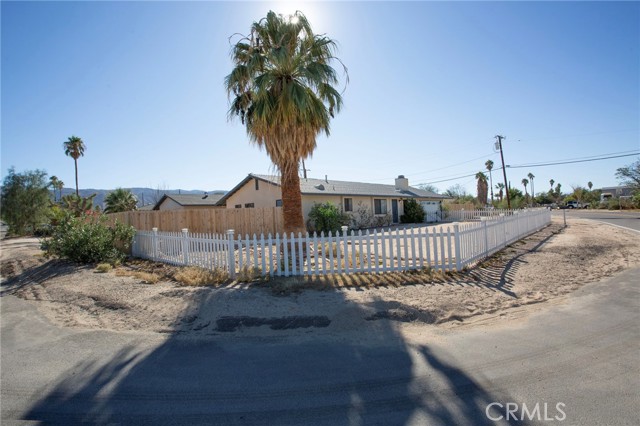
[1,217,639,339]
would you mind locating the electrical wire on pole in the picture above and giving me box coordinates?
[495,135,511,209]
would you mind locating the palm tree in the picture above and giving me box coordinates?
[522,178,529,203]
[104,188,138,214]
[225,11,346,234]
[496,183,505,202]
[49,175,63,202]
[588,181,593,191]
[485,160,494,205]
[63,136,86,196]
[527,172,535,205]
[476,172,488,206]
[549,179,555,191]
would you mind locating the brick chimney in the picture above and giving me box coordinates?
[395,175,409,189]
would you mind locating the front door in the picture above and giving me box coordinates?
[391,199,399,223]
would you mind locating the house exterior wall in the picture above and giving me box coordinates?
[224,177,446,228]
[225,178,282,209]
[157,198,224,211]
[157,198,184,211]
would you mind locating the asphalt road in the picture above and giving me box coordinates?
[2,265,639,425]
[552,209,640,232]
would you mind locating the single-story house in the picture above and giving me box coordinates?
[216,174,450,227]
[153,193,225,211]
[599,186,636,203]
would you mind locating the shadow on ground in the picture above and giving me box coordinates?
[21,287,524,425]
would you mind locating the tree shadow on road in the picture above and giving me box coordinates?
[20,286,524,425]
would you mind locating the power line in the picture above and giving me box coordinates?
[417,150,639,186]
[364,152,499,183]
[507,152,639,169]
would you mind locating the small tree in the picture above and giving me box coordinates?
[1,168,51,235]
[307,202,349,234]
[400,199,425,223]
[43,211,135,264]
[615,160,640,189]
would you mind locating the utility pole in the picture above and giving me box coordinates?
[495,135,511,209]
[301,159,309,180]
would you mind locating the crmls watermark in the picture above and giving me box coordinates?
[486,402,566,422]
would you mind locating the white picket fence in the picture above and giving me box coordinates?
[444,208,515,222]
[132,208,551,278]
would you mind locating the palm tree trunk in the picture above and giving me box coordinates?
[281,164,305,235]
[74,159,79,196]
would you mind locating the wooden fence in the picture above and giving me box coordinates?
[131,208,551,278]
[108,207,284,236]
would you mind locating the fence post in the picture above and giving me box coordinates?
[453,224,461,271]
[482,218,489,258]
[182,228,189,265]
[226,229,236,279]
[152,227,158,260]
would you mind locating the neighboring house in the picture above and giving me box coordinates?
[217,174,450,227]
[137,204,156,211]
[599,186,636,203]
[153,193,225,211]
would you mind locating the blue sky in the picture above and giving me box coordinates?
[2,1,639,196]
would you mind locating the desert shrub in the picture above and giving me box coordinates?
[95,263,113,273]
[174,266,228,285]
[43,212,135,264]
[236,266,262,283]
[400,199,425,223]
[307,202,350,234]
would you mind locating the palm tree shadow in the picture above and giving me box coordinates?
[22,289,524,425]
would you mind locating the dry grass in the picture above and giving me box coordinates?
[95,263,112,273]
[115,269,161,284]
[173,266,229,286]
[236,266,263,283]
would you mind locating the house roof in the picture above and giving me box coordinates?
[153,193,225,210]
[217,173,450,205]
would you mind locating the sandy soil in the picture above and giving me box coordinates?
[1,217,639,339]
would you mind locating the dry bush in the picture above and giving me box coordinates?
[95,263,112,273]
[132,271,161,284]
[236,266,263,283]
[174,266,228,286]
[114,269,161,284]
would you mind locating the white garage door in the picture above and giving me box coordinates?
[420,201,441,223]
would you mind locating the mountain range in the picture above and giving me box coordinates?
[53,187,228,209]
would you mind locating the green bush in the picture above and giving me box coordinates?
[400,199,425,223]
[307,202,350,234]
[42,212,135,264]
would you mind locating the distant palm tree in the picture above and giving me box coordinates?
[63,135,86,196]
[104,188,138,214]
[225,11,346,234]
[49,175,64,202]
[496,183,505,202]
[549,179,555,191]
[588,181,593,191]
[485,160,494,205]
[522,178,529,202]
[476,172,488,206]
[527,172,535,205]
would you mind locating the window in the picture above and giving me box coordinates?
[234,204,242,209]
[244,203,255,208]
[255,178,259,190]
[276,199,283,207]
[344,198,353,212]
[374,199,387,215]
